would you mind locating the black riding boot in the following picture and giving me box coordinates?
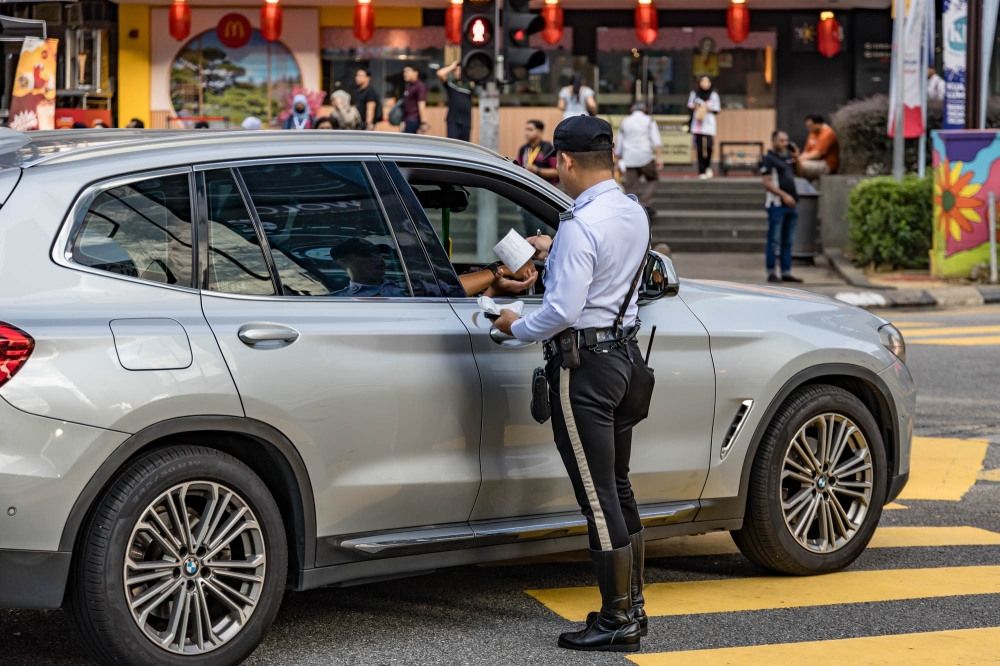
[558,545,641,652]
[585,530,648,636]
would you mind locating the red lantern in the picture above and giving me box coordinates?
[726,1,749,44]
[634,0,657,45]
[541,0,564,46]
[169,0,191,42]
[354,0,375,43]
[817,12,841,58]
[260,1,282,42]
[446,0,462,45]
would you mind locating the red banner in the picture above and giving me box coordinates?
[54,108,113,129]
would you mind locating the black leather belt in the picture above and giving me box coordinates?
[544,325,639,358]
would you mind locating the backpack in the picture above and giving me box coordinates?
[388,98,405,126]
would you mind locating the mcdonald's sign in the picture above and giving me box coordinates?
[216,13,252,49]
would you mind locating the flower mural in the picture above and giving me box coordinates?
[934,158,983,242]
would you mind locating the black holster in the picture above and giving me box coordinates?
[557,328,581,369]
[530,367,551,423]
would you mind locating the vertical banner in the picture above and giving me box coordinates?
[8,37,58,131]
[942,0,967,129]
[890,0,928,138]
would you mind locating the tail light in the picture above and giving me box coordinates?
[0,322,34,388]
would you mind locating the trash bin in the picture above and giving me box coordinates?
[792,177,820,260]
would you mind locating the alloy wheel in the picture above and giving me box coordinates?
[123,481,267,654]
[780,413,873,554]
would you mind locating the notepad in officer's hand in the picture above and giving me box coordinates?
[492,229,536,272]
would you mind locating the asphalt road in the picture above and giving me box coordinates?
[4,305,1000,665]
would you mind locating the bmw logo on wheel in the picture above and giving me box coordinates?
[184,558,198,575]
[818,477,827,490]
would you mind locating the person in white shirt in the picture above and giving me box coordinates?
[615,101,663,218]
[927,66,945,102]
[558,72,598,119]
[687,76,722,178]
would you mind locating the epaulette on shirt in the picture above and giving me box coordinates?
[559,209,575,222]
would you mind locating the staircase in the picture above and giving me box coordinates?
[650,178,768,253]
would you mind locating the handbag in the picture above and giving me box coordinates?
[388,97,405,126]
[615,231,656,427]
[694,105,708,123]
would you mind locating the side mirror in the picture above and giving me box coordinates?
[640,251,679,300]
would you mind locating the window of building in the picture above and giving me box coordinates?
[70,173,194,287]
[238,161,411,297]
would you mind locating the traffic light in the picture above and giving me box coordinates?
[461,0,497,84]
[503,0,545,81]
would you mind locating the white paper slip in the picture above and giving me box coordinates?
[492,229,536,272]
[477,296,524,317]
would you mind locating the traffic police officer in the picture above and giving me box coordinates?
[494,115,654,653]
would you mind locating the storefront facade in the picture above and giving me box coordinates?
[111,1,896,157]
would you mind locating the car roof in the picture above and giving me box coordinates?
[0,128,508,170]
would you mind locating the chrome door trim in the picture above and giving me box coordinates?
[50,165,200,295]
[193,154,380,171]
[197,291,454,305]
[338,525,475,555]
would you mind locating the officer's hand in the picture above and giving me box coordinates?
[487,264,537,296]
[494,308,520,336]
[526,234,553,260]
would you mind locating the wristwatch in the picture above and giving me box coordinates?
[485,261,503,277]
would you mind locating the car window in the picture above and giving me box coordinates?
[69,173,193,287]
[238,161,411,298]
[204,169,276,295]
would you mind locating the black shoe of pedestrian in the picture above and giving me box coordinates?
[586,530,648,636]
[559,546,641,652]
[781,274,803,283]
[767,274,781,283]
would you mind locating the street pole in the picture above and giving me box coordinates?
[477,80,500,261]
[893,0,907,180]
[990,190,998,284]
[967,0,983,128]
[918,0,929,178]
[981,0,1000,128]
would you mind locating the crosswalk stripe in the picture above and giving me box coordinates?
[626,627,1000,666]
[526,564,1000,621]
[898,437,990,501]
[900,325,1000,337]
[644,526,1000,559]
[909,335,1000,345]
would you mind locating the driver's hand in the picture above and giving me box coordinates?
[526,234,553,260]
[486,264,538,296]
[494,308,520,336]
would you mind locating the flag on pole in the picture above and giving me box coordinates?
[942,0,967,130]
[889,0,928,138]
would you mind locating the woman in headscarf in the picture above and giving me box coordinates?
[330,90,362,130]
[687,75,721,178]
[283,93,315,130]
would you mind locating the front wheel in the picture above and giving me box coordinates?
[69,445,287,666]
[732,384,887,575]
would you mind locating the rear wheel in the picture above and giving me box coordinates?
[69,445,287,666]
[731,384,887,575]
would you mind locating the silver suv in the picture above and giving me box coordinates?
[0,129,913,666]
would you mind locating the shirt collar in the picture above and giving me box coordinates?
[575,179,619,205]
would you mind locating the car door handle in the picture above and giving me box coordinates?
[490,327,537,348]
[238,324,300,348]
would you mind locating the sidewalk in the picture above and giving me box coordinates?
[669,250,1000,309]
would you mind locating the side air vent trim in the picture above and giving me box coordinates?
[720,399,754,461]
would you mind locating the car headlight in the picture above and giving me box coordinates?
[878,323,906,364]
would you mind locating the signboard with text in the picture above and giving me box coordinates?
[943,0,967,129]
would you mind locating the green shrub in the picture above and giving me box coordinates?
[847,174,933,269]
[831,95,1000,175]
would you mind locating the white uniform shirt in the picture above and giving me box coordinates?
[511,180,649,342]
[615,111,663,168]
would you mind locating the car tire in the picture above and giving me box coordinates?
[68,445,287,666]
[731,384,887,575]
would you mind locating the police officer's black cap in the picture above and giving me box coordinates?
[330,237,379,260]
[552,116,615,153]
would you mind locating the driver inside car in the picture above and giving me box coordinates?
[330,237,537,297]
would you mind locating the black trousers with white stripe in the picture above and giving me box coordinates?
[547,342,648,552]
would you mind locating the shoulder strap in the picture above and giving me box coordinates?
[614,227,652,331]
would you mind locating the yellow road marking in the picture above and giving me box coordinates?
[627,627,1000,666]
[901,325,1000,337]
[885,305,1000,317]
[526,564,1000,621]
[978,468,1000,482]
[909,335,1000,345]
[891,322,939,328]
[897,437,989,501]
[883,502,908,509]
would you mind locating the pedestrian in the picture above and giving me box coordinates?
[283,93,315,130]
[615,101,663,219]
[125,118,144,128]
[797,113,839,180]
[558,72,597,120]
[760,130,802,284]
[241,116,262,130]
[687,75,721,178]
[494,115,654,654]
[352,66,382,130]
[927,66,945,102]
[330,90,361,129]
[514,119,559,236]
[436,60,474,141]
[401,65,428,134]
[314,116,339,130]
